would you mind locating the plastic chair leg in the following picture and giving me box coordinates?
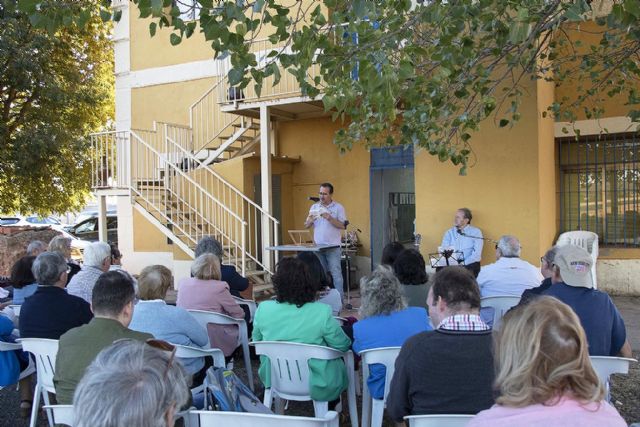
[29,383,41,427]
[371,398,384,427]
[313,400,329,417]
[241,339,254,391]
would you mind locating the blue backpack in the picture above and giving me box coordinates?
[204,367,272,414]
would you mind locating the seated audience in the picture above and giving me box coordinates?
[516,246,557,307]
[541,244,632,357]
[353,266,431,399]
[177,253,245,357]
[469,297,626,427]
[387,267,494,420]
[195,236,249,298]
[26,240,46,257]
[381,241,405,267]
[252,257,351,403]
[393,249,429,309]
[48,235,81,284]
[297,251,342,315]
[9,256,37,305]
[54,270,153,404]
[73,340,189,427]
[477,235,543,297]
[19,252,92,339]
[129,265,209,384]
[0,315,33,418]
[67,241,111,302]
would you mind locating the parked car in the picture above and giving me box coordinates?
[66,214,118,244]
[0,215,66,231]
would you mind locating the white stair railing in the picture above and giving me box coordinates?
[163,122,279,274]
[90,131,130,189]
[190,78,243,155]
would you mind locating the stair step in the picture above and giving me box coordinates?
[232,122,260,130]
[206,145,242,151]
[220,134,253,142]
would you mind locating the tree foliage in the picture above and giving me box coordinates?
[19,0,640,174]
[1,0,113,214]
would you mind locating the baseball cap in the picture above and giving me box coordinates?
[553,245,593,288]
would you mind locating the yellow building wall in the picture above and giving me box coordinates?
[537,78,558,253]
[130,78,216,129]
[555,21,635,120]
[415,79,553,266]
[132,208,172,252]
[278,118,372,256]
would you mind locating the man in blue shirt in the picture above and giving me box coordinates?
[441,208,483,277]
[542,245,632,357]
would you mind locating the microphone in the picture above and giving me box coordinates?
[308,197,320,202]
[457,229,498,244]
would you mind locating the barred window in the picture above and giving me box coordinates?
[558,133,640,247]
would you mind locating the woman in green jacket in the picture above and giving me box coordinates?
[252,257,351,402]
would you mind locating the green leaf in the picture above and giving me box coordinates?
[99,8,111,22]
[499,119,509,127]
[170,33,182,46]
[149,22,157,37]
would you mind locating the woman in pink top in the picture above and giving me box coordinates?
[177,253,245,356]
[469,297,627,427]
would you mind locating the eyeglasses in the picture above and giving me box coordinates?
[319,192,329,196]
[540,257,546,264]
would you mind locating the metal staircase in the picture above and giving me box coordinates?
[89,77,279,294]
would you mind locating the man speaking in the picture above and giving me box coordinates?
[441,208,483,277]
[304,182,346,298]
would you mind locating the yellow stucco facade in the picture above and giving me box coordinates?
[115,3,639,293]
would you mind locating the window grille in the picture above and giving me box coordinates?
[558,132,640,247]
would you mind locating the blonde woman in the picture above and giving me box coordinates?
[469,297,626,427]
[176,254,245,357]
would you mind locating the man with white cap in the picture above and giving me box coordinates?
[542,244,632,357]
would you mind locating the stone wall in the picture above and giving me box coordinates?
[598,260,640,296]
[0,226,60,277]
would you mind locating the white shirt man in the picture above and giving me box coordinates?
[477,235,543,298]
[304,183,346,296]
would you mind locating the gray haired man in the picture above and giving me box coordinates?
[67,241,111,303]
[476,235,543,298]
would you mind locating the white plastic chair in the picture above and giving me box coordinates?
[360,347,401,427]
[556,230,599,289]
[252,341,359,427]
[43,405,74,426]
[232,296,257,323]
[589,356,637,402]
[404,414,474,427]
[0,341,36,391]
[9,304,21,317]
[18,338,59,427]
[480,296,521,329]
[187,309,254,391]
[193,409,339,426]
[173,343,225,408]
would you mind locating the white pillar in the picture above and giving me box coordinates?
[98,195,108,242]
[260,105,273,272]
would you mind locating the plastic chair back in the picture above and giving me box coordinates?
[187,309,254,391]
[194,409,339,427]
[9,304,21,317]
[252,341,359,427]
[480,296,520,329]
[18,338,59,427]
[360,347,401,427]
[556,230,599,288]
[232,297,257,323]
[404,414,474,427]
[589,356,637,402]
[43,405,74,426]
